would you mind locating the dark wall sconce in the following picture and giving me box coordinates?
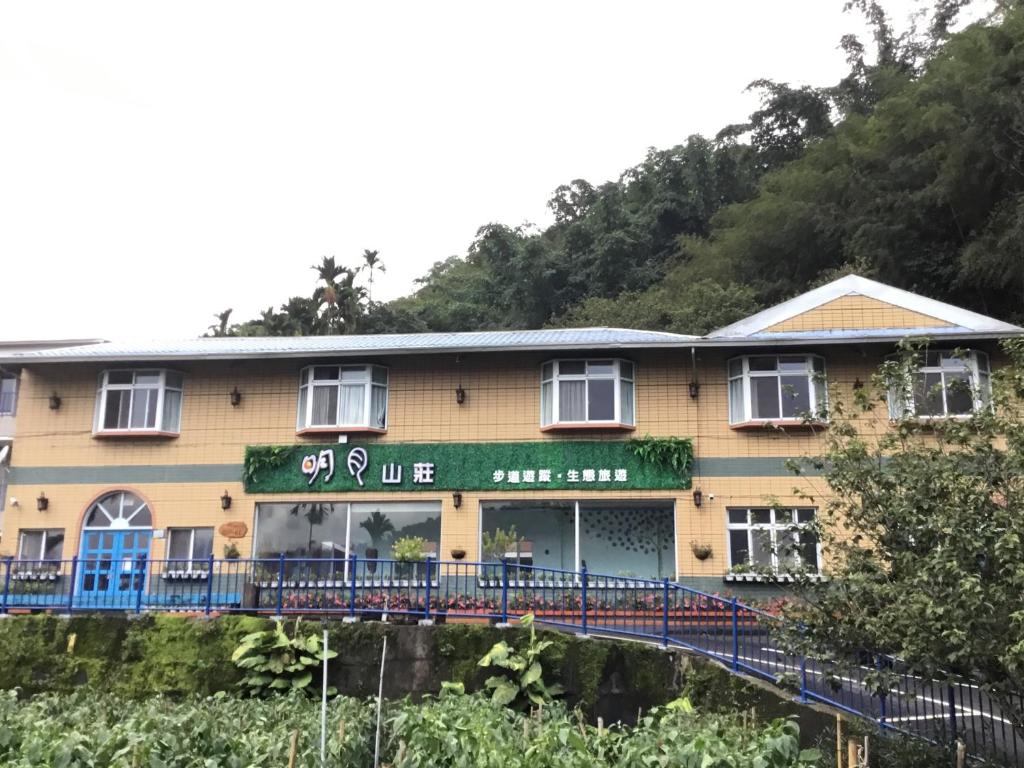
[455,386,466,405]
[220,490,232,510]
[688,381,700,399]
[692,488,703,508]
[452,491,463,509]
[230,387,242,407]
[853,378,864,390]
[48,393,62,410]
[36,492,49,511]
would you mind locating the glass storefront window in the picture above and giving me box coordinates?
[480,502,574,570]
[253,501,441,561]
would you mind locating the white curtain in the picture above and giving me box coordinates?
[311,386,338,425]
[558,380,586,421]
[340,384,365,425]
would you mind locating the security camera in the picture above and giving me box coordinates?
[708,493,716,501]
[9,497,17,507]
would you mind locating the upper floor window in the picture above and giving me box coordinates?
[727,355,826,425]
[540,359,635,428]
[887,350,990,419]
[94,370,183,434]
[0,376,17,415]
[727,508,818,576]
[297,365,388,432]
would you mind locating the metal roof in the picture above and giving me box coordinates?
[0,327,700,364]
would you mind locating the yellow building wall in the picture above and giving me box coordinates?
[1,344,991,581]
[765,295,953,332]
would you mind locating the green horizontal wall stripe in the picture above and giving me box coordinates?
[9,458,818,486]
[8,464,243,485]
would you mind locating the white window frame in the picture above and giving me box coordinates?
[16,528,65,562]
[727,354,827,425]
[94,369,183,434]
[0,375,17,416]
[887,349,990,420]
[296,364,389,431]
[725,507,820,576]
[166,527,214,570]
[540,359,635,427]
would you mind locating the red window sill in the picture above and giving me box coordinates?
[540,422,636,432]
[729,420,828,431]
[93,430,180,439]
[296,426,387,436]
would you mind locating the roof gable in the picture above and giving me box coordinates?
[709,275,1021,339]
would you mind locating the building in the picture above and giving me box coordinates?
[0,339,103,537]
[0,276,1018,602]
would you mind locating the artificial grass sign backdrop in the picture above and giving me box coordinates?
[243,440,692,493]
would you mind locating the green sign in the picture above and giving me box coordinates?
[243,441,692,493]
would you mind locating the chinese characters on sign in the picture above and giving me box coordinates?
[490,467,628,484]
[301,448,436,488]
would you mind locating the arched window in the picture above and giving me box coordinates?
[84,491,152,529]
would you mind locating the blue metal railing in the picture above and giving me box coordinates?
[0,555,1018,765]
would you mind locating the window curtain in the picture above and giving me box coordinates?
[340,384,365,425]
[311,386,338,425]
[370,385,387,428]
[558,380,586,421]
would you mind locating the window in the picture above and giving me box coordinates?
[727,508,818,575]
[540,359,635,427]
[727,355,826,425]
[480,500,676,579]
[0,376,17,415]
[94,370,183,434]
[84,491,153,528]
[887,350,990,419]
[166,527,214,569]
[17,528,65,562]
[253,501,440,560]
[296,365,388,431]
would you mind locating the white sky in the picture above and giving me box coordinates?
[0,1,992,341]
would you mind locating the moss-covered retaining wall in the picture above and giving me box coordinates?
[0,614,836,740]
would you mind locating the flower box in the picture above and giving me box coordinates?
[161,570,209,581]
[11,571,60,582]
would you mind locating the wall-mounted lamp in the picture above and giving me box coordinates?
[853,378,864,390]
[220,490,232,510]
[688,381,701,399]
[692,488,703,508]
[230,387,242,407]
[452,491,463,509]
[455,386,466,405]
[48,393,62,410]
[36,492,49,511]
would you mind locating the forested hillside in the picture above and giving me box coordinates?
[212,1,1024,338]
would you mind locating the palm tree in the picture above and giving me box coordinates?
[359,510,395,553]
[207,309,233,337]
[361,249,385,301]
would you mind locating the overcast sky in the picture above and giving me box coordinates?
[0,1,992,341]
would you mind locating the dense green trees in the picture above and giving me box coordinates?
[215,1,1024,337]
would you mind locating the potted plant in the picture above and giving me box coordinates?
[359,510,395,575]
[224,542,241,560]
[690,541,713,561]
[392,536,426,584]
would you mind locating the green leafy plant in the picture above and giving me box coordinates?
[477,613,564,708]
[628,435,694,478]
[392,536,427,562]
[244,445,294,485]
[231,619,337,697]
[223,542,241,559]
[482,527,524,561]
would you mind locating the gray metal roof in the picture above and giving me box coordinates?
[0,327,700,364]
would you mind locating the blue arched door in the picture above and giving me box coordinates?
[78,491,152,607]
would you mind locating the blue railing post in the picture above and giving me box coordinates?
[67,556,79,614]
[204,554,215,615]
[730,596,739,671]
[423,557,433,622]
[135,555,147,614]
[580,566,588,636]
[500,559,509,625]
[947,684,957,742]
[348,554,358,619]
[661,578,670,647]
[1,557,11,614]
[275,553,286,617]
[800,656,808,703]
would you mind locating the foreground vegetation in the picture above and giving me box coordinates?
[0,689,820,767]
